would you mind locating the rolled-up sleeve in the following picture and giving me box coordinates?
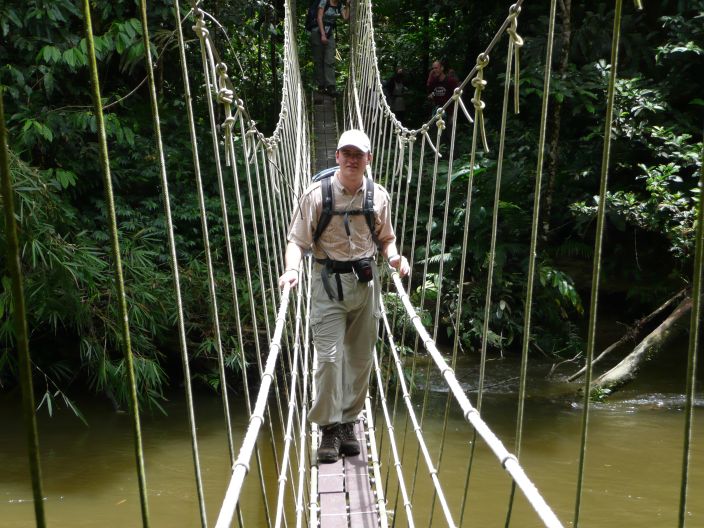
[374,185,396,248]
[288,187,317,251]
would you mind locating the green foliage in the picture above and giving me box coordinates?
[1,0,285,416]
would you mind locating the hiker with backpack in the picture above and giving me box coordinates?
[278,129,409,463]
[306,0,348,95]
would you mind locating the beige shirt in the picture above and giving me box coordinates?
[288,171,396,261]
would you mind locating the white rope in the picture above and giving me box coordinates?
[216,284,293,528]
[274,268,305,528]
[388,272,564,528]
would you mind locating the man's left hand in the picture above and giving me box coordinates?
[388,255,410,278]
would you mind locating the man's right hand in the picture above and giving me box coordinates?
[279,269,299,289]
[321,34,329,45]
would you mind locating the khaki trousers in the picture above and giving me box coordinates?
[307,263,380,426]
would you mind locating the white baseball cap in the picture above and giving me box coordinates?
[337,129,371,153]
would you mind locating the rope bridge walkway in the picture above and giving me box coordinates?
[1,0,702,527]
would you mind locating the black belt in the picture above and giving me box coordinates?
[316,258,356,301]
[315,258,355,273]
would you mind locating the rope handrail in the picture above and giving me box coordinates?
[215,284,293,528]
[388,272,564,528]
[274,271,305,528]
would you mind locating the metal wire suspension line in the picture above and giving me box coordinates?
[0,89,46,528]
[573,1,624,525]
[83,2,150,524]
[294,260,314,528]
[459,6,521,526]
[678,144,704,527]
[191,7,239,466]
[503,0,552,524]
[171,1,216,523]
[274,270,305,528]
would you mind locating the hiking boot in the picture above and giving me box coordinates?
[317,424,341,463]
[339,422,361,456]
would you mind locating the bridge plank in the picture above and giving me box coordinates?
[312,91,338,172]
[343,420,379,524]
[319,472,344,493]
[320,492,348,528]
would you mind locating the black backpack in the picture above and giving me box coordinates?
[311,166,379,247]
[305,0,329,31]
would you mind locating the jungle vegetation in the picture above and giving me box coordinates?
[0,0,701,416]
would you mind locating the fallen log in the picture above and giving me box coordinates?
[590,296,692,394]
[567,288,687,382]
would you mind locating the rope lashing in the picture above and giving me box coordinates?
[216,64,235,104]
[507,4,524,113]
[471,53,491,153]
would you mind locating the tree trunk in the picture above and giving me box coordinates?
[543,0,572,239]
[590,296,692,394]
[568,288,687,381]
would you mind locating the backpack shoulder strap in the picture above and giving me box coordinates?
[313,174,334,243]
[363,176,380,248]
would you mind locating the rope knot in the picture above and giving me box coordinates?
[506,3,523,114]
[217,87,234,104]
[476,53,490,69]
[192,16,209,39]
[470,53,490,153]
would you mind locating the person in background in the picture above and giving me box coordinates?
[278,129,409,463]
[383,66,408,123]
[426,59,460,142]
[310,0,348,96]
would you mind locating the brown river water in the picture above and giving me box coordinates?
[1,343,702,527]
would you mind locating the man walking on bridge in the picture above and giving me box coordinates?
[278,129,409,463]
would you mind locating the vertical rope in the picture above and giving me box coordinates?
[171,2,213,525]
[0,89,47,528]
[678,144,704,526]
[82,2,150,524]
[573,1,623,525]
[192,11,238,465]
[431,53,489,527]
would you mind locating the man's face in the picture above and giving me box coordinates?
[336,147,370,179]
[431,62,443,76]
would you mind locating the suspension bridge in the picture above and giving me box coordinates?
[1,0,702,527]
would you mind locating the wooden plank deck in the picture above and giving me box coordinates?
[317,419,380,528]
[312,90,338,173]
